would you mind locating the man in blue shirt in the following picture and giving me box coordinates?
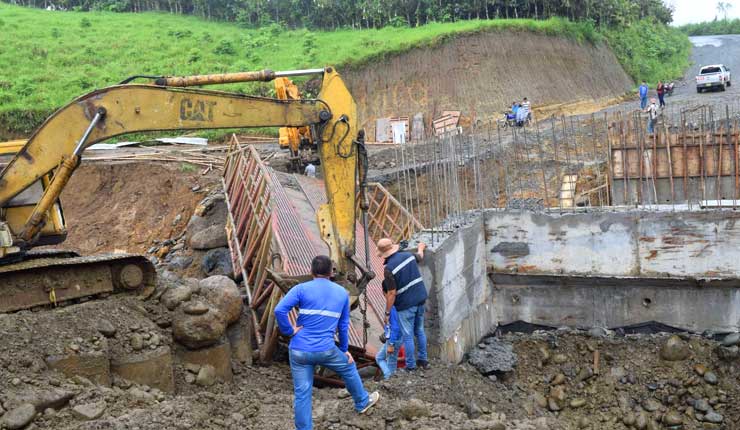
[377,238,429,371]
[275,255,380,430]
[639,81,649,109]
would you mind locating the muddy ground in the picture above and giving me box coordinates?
[1,288,738,430]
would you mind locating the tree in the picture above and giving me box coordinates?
[717,1,732,21]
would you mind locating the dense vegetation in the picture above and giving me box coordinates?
[4,0,672,30]
[680,19,740,36]
[605,18,691,87]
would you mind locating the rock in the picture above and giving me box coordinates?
[662,410,683,426]
[467,338,517,375]
[131,334,145,351]
[33,390,74,411]
[721,332,740,347]
[11,377,21,386]
[659,335,689,361]
[172,305,226,349]
[549,385,566,403]
[336,389,350,399]
[538,345,551,364]
[72,402,106,420]
[547,397,561,411]
[96,320,117,338]
[575,367,593,383]
[198,276,242,325]
[160,286,193,311]
[149,334,161,348]
[185,363,201,374]
[202,248,234,279]
[642,398,661,412]
[185,373,196,384]
[168,256,193,271]
[189,225,228,250]
[465,400,483,419]
[693,364,707,376]
[196,364,217,387]
[703,411,723,423]
[635,412,648,429]
[622,412,636,426]
[703,371,718,385]
[128,387,155,402]
[716,345,739,361]
[588,327,607,338]
[577,417,589,428]
[550,373,566,385]
[183,301,210,315]
[187,196,228,249]
[2,404,36,430]
[569,398,586,408]
[533,393,548,409]
[552,353,567,364]
[693,398,710,412]
[399,399,430,420]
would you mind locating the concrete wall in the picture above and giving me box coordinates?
[486,210,740,278]
[422,209,740,363]
[420,216,492,363]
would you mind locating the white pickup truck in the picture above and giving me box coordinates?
[696,64,731,93]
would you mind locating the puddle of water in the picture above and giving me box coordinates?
[690,35,723,47]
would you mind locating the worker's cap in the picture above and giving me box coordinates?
[377,238,399,259]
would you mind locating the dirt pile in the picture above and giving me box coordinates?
[56,162,220,256]
[345,31,633,141]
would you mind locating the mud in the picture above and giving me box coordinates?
[55,162,220,256]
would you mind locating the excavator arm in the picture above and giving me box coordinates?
[0,67,370,312]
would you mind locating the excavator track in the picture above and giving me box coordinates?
[0,252,156,313]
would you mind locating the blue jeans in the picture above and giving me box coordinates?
[396,304,428,369]
[640,96,647,109]
[289,348,369,430]
[647,118,655,134]
[376,338,403,379]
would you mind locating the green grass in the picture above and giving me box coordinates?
[0,4,603,135]
[603,18,692,88]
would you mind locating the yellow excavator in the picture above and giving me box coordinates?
[0,67,372,313]
[274,77,317,172]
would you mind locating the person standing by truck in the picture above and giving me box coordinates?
[639,81,649,109]
[657,81,666,108]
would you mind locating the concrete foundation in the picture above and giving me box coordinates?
[421,209,740,363]
[45,353,111,386]
[110,347,176,393]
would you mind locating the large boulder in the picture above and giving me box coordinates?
[659,335,690,361]
[202,247,234,279]
[186,195,228,250]
[199,276,242,325]
[172,276,242,349]
[172,305,227,349]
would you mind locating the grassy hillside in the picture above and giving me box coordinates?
[0,3,686,136]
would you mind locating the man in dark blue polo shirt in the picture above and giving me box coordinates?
[275,255,380,430]
[377,238,429,370]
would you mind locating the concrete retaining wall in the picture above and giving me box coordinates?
[420,217,491,363]
[486,210,740,278]
[422,209,740,362]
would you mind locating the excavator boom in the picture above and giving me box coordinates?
[0,67,366,313]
